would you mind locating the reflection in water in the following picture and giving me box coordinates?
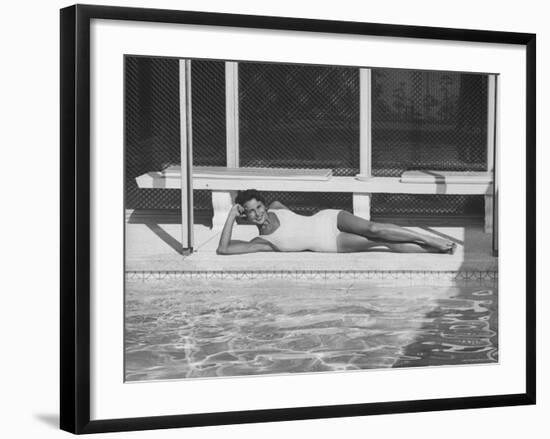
[125,279,498,381]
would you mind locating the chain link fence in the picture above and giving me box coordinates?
[239,62,360,176]
[371,194,484,217]
[372,69,488,176]
[238,62,358,215]
[369,69,487,217]
[190,60,227,217]
[125,56,181,209]
[125,57,226,213]
[126,58,488,218]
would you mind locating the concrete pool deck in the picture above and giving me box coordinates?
[126,211,498,272]
[125,210,498,273]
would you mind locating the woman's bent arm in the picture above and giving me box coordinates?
[216,205,240,254]
[216,205,274,255]
[217,238,274,255]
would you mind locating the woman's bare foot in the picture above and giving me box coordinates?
[422,236,456,253]
[445,242,457,255]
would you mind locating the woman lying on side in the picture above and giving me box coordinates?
[216,189,457,255]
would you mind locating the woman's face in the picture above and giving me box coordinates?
[243,198,267,225]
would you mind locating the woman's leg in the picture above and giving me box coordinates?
[336,232,435,253]
[336,211,456,253]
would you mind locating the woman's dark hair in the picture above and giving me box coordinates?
[235,189,267,207]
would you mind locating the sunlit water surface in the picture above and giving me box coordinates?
[125,278,497,381]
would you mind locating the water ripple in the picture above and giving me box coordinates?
[125,282,498,381]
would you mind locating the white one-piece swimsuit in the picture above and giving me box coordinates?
[259,209,342,253]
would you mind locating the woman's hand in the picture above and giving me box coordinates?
[217,204,245,255]
[229,204,244,219]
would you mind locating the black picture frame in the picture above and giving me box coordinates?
[60,4,536,434]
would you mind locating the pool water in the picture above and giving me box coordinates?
[125,277,498,381]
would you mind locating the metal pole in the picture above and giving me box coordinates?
[225,61,239,168]
[359,68,372,178]
[179,59,194,253]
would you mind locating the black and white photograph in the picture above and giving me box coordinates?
[54,2,537,435]
[124,56,499,381]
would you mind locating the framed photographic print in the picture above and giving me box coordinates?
[60,4,536,434]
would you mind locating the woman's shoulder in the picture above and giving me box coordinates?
[269,201,289,210]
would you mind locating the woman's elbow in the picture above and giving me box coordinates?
[217,245,234,255]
